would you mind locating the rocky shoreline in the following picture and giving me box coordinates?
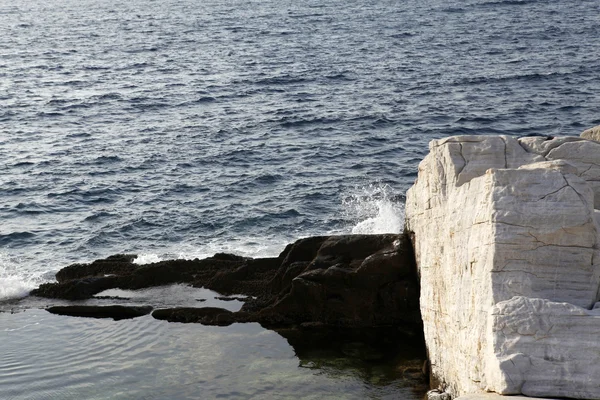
[30,234,422,332]
[13,130,600,400]
[13,233,428,390]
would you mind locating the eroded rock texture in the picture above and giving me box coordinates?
[405,135,600,399]
[31,234,422,331]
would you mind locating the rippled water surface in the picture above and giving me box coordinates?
[3,0,600,288]
[2,0,600,397]
[0,311,427,399]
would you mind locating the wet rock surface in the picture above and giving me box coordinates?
[46,305,153,320]
[152,307,237,326]
[29,234,422,333]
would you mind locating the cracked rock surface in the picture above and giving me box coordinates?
[405,135,600,399]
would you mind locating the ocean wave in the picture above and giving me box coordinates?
[479,0,541,7]
[128,236,291,264]
[254,75,312,86]
[455,69,581,87]
[83,211,116,222]
[0,232,36,247]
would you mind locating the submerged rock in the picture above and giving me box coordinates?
[152,307,236,326]
[46,305,153,320]
[275,323,428,388]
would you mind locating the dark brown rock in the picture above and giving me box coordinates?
[55,254,137,282]
[32,276,121,300]
[31,257,248,300]
[249,233,421,329]
[30,233,421,332]
[46,305,153,320]
[152,307,236,326]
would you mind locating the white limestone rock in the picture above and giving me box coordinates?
[456,395,556,400]
[518,136,600,208]
[427,389,452,400]
[405,135,600,399]
[581,125,600,142]
[491,297,600,398]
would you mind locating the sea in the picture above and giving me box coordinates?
[1,0,599,398]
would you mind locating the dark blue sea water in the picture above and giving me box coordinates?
[2,0,600,296]
[2,0,600,397]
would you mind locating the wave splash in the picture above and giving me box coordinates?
[0,254,45,300]
[343,184,405,234]
[133,254,163,265]
[134,185,406,264]
[1,185,406,291]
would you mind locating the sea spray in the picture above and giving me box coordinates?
[342,183,405,234]
[0,253,46,300]
[135,185,406,265]
[133,253,163,265]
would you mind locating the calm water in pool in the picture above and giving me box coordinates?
[0,310,427,399]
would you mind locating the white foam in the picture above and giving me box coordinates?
[0,275,35,300]
[0,253,46,300]
[173,238,287,260]
[133,253,163,265]
[343,183,405,234]
[124,186,405,266]
[130,237,289,266]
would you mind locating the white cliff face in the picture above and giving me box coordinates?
[520,136,600,209]
[405,135,600,399]
[492,297,600,398]
[456,395,555,400]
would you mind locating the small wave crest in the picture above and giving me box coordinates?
[342,184,405,234]
[125,187,405,265]
[0,253,46,300]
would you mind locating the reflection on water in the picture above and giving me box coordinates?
[278,325,427,395]
[0,311,427,399]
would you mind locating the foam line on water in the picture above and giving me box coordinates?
[132,237,290,265]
